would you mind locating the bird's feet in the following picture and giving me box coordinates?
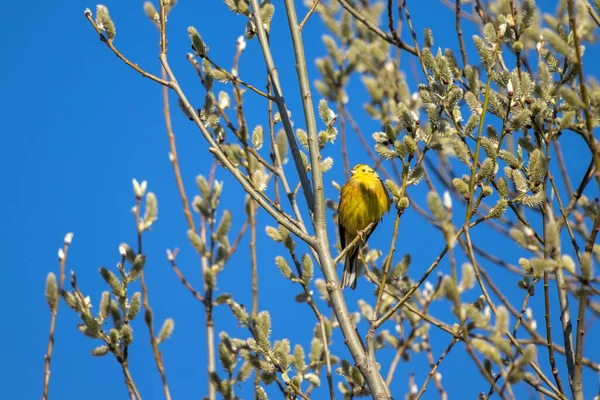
[356,229,367,243]
[357,225,372,243]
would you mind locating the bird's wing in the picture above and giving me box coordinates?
[338,218,346,250]
[364,222,378,243]
[373,178,392,212]
[338,187,347,250]
[378,177,392,211]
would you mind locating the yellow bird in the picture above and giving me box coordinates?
[338,164,391,289]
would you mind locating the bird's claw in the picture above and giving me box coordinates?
[356,230,367,243]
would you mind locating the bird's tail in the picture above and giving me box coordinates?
[341,246,360,290]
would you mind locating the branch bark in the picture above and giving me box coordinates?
[279,0,392,397]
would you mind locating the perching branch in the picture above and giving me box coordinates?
[281,0,391,396]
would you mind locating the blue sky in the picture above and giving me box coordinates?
[2,0,599,399]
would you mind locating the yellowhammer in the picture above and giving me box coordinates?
[338,164,391,289]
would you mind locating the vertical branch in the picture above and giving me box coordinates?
[567,0,600,192]
[129,5,175,399]
[287,247,336,399]
[553,142,574,198]
[279,0,391,397]
[337,96,350,180]
[573,209,600,397]
[372,211,402,321]
[42,234,72,400]
[465,34,501,222]
[248,0,316,213]
[544,271,565,394]
[134,195,172,400]
[250,201,259,317]
[541,128,566,396]
[163,72,196,232]
[199,196,217,400]
[70,273,143,400]
[555,250,576,396]
[455,0,468,67]
[566,2,600,394]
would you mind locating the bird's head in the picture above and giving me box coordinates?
[350,164,379,178]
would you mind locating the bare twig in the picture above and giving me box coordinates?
[248,1,316,214]
[250,200,259,317]
[168,249,204,303]
[544,271,565,394]
[415,338,457,400]
[587,2,600,27]
[372,211,402,321]
[463,230,564,398]
[299,0,321,30]
[337,96,350,180]
[337,0,417,55]
[333,222,375,264]
[574,209,600,397]
[554,252,577,397]
[375,226,465,329]
[455,0,469,67]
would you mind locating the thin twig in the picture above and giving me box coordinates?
[337,0,417,55]
[385,277,443,387]
[567,0,600,192]
[386,0,402,50]
[84,11,170,87]
[337,95,350,180]
[587,2,600,27]
[203,55,275,100]
[299,0,321,30]
[415,338,457,399]
[70,273,143,399]
[248,0,316,214]
[250,200,259,317]
[463,230,564,398]
[134,195,172,400]
[553,141,574,198]
[455,0,469,67]
[168,249,204,303]
[372,211,402,321]
[574,209,600,397]
[375,226,465,329]
[287,246,336,399]
[554,252,577,397]
[545,271,565,393]
[333,222,375,265]
[42,234,72,400]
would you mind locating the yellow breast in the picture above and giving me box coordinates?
[338,174,390,234]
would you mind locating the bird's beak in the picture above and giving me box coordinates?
[349,170,355,175]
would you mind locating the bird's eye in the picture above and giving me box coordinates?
[362,168,366,172]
